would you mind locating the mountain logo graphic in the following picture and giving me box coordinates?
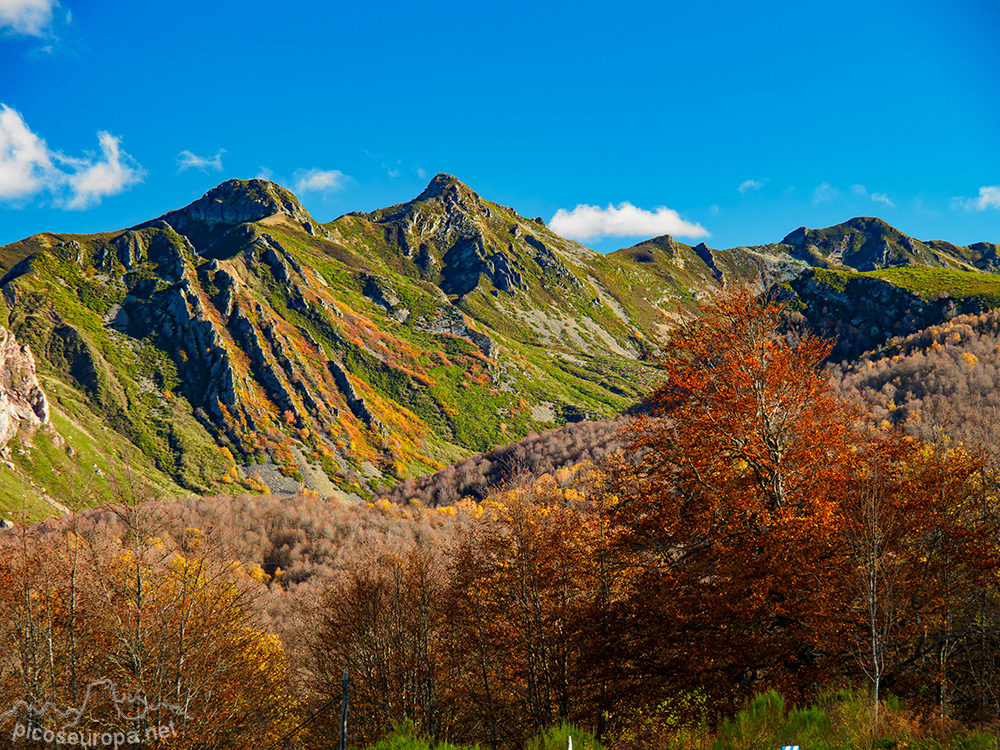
[0,678,192,731]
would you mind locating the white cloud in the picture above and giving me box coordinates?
[0,0,58,36]
[293,168,346,194]
[415,167,427,180]
[738,179,764,194]
[812,182,839,205]
[255,166,274,180]
[177,148,225,172]
[0,103,144,209]
[851,184,895,208]
[976,186,1000,210]
[549,202,709,242]
[0,103,54,200]
[956,185,1000,211]
[61,131,145,209]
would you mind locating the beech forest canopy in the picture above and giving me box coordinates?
[3,285,1000,750]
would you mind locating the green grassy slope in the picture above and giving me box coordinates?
[2,180,1000,519]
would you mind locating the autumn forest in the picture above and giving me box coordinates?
[3,287,1000,749]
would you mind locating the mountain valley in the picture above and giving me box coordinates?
[1,174,998,518]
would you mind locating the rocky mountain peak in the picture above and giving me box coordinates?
[782,226,809,245]
[350,173,588,299]
[635,234,678,250]
[147,179,320,255]
[172,179,312,227]
[778,218,940,272]
[362,173,489,229]
[847,216,894,233]
[783,217,902,247]
[416,173,479,203]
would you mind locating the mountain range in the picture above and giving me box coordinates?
[1,174,998,518]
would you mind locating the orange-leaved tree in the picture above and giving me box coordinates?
[445,468,617,750]
[0,507,299,750]
[612,284,860,708]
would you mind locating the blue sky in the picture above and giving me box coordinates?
[1,0,998,253]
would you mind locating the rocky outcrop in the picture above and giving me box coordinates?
[363,275,410,322]
[490,251,523,292]
[215,269,239,317]
[363,275,400,309]
[779,269,966,360]
[153,279,241,425]
[233,225,307,282]
[0,328,49,446]
[258,313,324,416]
[93,224,197,286]
[230,302,297,418]
[440,236,490,296]
[108,229,146,268]
[327,359,380,429]
[144,179,323,255]
[693,242,724,283]
[523,233,580,287]
[418,305,494,356]
[167,179,314,229]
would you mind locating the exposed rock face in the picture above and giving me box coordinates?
[169,179,313,228]
[103,223,191,280]
[363,275,410,321]
[418,305,494,356]
[229,225,307,282]
[778,269,962,360]
[327,359,380,429]
[361,173,586,298]
[781,217,970,272]
[490,250,522,291]
[692,242,724,283]
[154,279,241,416]
[363,275,400,309]
[144,179,322,255]
[523,233,579,286]
[0,328,49,446]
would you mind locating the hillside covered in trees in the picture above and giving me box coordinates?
[4,173,1000,521]
[3,287,1000,749]
[831,309,1000,454]
[378,416,626,506]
